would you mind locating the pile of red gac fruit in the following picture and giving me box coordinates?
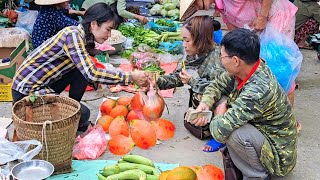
[97,96,176,155]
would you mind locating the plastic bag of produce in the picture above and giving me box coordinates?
[147,19,178,34]
[72,125,107,160]
[260,24,303,93]
[159,41,183,54]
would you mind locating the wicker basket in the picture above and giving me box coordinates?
[12,95,81,174]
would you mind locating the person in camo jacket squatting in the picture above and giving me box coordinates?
[192,29,297,179]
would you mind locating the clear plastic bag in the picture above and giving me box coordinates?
[72,125,107,160]
[260,24,303,93]
[0,137,42,165]
[16,10,38,34]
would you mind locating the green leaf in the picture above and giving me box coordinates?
[29,95,36,103]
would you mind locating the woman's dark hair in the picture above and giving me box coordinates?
[183,15,221,55]
[81,3,117,54]
[221,28,260,65]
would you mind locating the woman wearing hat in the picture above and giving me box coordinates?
[32,0,85,49]
[81,0,148,25]
[12,3,150,131]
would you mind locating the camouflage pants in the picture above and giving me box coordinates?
[226,123,270,179]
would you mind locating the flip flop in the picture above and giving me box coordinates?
[202,139,226,152]
[298,42,314,50]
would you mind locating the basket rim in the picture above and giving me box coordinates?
[11,95,81,125]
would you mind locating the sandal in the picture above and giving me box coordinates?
[298,42,314,50]
[296,121,302,134]
[202,138,226,152]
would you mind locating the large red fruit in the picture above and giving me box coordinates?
[117,96,132,106]
[97,115,114,132]
[152,118,175,140]
[142,86,165,121]
[109,105,129,118]
[100,99,116,115]
[130,120,157,149]
[109,116,129,138]
[130,93,144,119]
[108,135,134,155]
[127,110,140,122]
[196,165,224,180]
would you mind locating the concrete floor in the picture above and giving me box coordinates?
[1,49,319,179]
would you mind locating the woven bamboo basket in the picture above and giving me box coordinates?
[12,95,81,174]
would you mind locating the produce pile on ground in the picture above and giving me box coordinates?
[96,154,224,180]
[118,23,182,48]
[106,30,126,44]
[149,0,180,19]
[97,94,176,155]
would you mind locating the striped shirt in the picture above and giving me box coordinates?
[12,25,132,95]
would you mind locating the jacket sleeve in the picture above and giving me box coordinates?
[156,70,183,90]
[209,86,267,142]
[63,29,132,85]
[200,71,234,107]
[117,0,135,19]
[56,11,79,30]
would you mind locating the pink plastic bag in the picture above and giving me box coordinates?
[72,125,107,160]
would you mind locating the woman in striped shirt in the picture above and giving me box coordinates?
[12,3,149,131]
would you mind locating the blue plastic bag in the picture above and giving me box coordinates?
[147,19,178,34]
[213,29,223,45]
[159,41,183,54]
[260,24,303,93]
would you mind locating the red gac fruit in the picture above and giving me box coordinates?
[197,165,224,180]
[130,120,157,149]
[109,105,129,118]
[100,98,116,115]
[130,93,144,119]
[152,118,175,140]
[108,135,134,155]
[117,96,132,106]
[127,110,140,122]
[109,116,129,138]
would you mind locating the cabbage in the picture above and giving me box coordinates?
[167,9,179,17]
[161,0,172,4]
[163,3,176,11]
[150,4,162,15]
[172,0,180,7]
[160,9,168,17]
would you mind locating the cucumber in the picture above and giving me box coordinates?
[97,173,108,180]
[103,164,121,173]
[147,174,159,180]
[101,170,119,177]
[118,159,129,163]
[122,155,155,167]
[117,163,160,175]
[106,169,147,180]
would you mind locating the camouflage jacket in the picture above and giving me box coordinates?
[157,47,224,94]
[201,60,297,176]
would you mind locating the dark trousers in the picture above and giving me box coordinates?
[12,68,90,127]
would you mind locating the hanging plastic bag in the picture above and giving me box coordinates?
[72,125,107,160]
[0,137,42,165]
[131,82,165,121]
[260,24,303,93]
[16,10,38,34]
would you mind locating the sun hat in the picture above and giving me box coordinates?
[180,0,196,21]
[35,0,69,5]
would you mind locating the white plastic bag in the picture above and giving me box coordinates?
[0,138,42,165]
[16,10,38,34]
[260,24,303,93]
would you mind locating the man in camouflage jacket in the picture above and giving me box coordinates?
[193,29,297,179]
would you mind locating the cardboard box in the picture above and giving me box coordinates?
[0,28,28,84]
